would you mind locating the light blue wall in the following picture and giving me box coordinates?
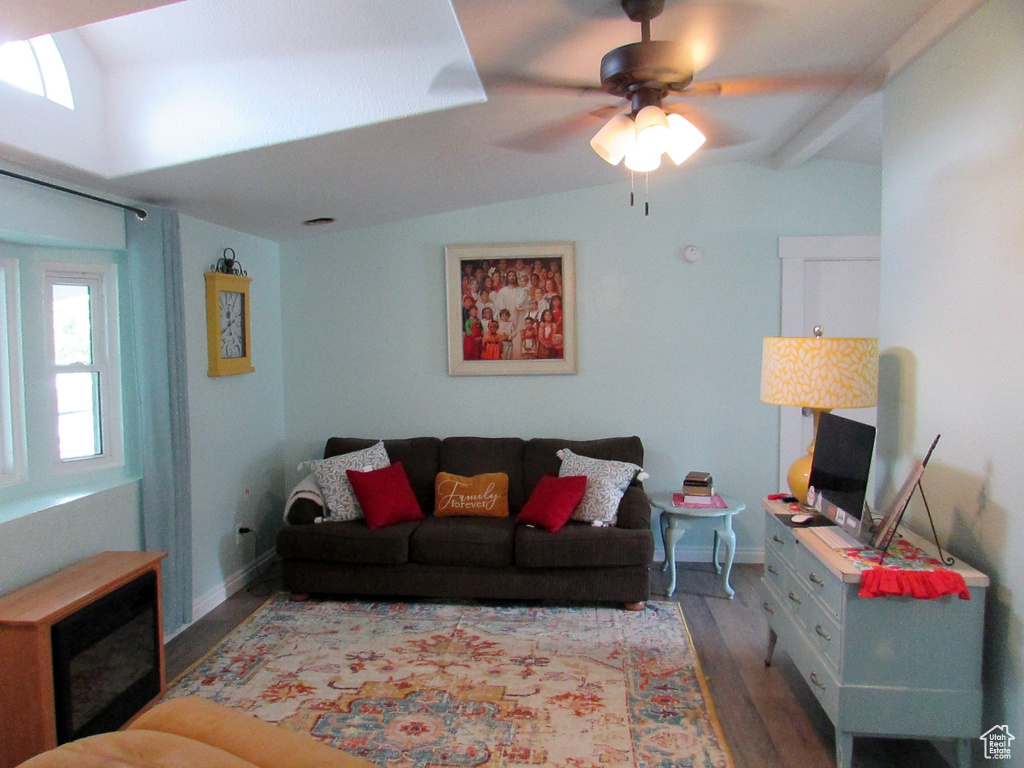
[280,160,882,558]
[179,216,285,614]
[879,0,1022,735]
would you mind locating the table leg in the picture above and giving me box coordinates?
[663,521,685,596]
[712,530,722,573]
[955,738,972,768]
[659,511,670,573]
[719,517,736,599]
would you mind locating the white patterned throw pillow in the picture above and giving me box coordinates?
[557,448,648,525]
[309,441,391,521]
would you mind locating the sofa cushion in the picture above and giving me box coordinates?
[517,474,587,533]
[440,437,526,513]
[557,448,646,525]
[434,472,509,517]
[347,463,424,530]
[515,520,655,569]
[309,441,390,521]
[277,520,417,565]
[324,437,441,517]
[410,516,515,568]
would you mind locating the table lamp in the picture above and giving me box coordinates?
[760,328,878,505]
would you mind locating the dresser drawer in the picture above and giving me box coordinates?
[804,595,842,673]
[796,543,845,620]
[765,513,799,566]
[788,632,841,723]
[763,545,787,591]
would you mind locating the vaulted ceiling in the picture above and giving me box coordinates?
[0,0,981,242]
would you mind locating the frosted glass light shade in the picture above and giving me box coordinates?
[589,114,635,165]
[666,113,706,165]
[633,105,670,153]
[760,336,879,409]
[624,143,662,172]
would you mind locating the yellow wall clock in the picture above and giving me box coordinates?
[205,265,254,377]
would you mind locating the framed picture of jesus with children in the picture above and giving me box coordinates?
[445,242,577,376]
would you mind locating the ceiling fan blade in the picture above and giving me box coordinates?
[662,103,750,149]
[498,105,622,153]
[480,71,606,96]
[673,71,881,98]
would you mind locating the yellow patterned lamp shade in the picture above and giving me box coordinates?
[761,336,878,409]
[761,335,878,504]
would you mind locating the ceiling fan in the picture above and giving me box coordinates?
[477,0,866,171]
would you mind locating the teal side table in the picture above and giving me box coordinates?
[649,493,746,598]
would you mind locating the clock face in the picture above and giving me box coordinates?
[219,290,246,359]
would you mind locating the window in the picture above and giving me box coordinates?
[0,34,74,109]
[0,259,26,487]
[43,265,123,469]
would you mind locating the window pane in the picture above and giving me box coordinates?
[56,372,101,460]
[29,35,74,110]
[0,40,44,97]
[52,283,93,365]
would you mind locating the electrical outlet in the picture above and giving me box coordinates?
[236,526,252,545]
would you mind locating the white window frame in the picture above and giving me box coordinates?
[0,258,27,487]
[42,263,124,472]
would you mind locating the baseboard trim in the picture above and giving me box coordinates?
[654,543,764,565]
[191,549,277,625]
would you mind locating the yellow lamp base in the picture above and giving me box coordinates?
[787,452,813,506]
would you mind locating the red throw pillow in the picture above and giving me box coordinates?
[346,462,424,530]
[517,475,587,533]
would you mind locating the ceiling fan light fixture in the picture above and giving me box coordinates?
[590,114,636,165]
[665,112,707,165]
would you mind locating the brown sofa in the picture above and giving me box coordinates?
[276,436,654,608]
[17,697,379,768]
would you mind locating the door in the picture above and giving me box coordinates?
[776,236,881,492]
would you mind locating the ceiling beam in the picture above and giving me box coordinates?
[772,0,987,169]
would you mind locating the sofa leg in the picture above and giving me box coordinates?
[623,601,645,611]
[289,592,310,602]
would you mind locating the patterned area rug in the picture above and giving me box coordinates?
[168,596,733,768]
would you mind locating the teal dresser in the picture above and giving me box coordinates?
[760,499,988,768]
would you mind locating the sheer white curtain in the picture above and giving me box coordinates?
[125,207,192,635]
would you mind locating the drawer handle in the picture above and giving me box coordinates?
[815,624,832,642]
[788,591,802,605]
[773,535,785,544]
[810,671,826,691]
[762,601,774,615]
[809,572,825,587]
[766,564,778,575]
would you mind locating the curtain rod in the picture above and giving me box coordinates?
[0,167,147,220]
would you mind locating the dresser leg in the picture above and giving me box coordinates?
[955,738,972,768]
[835,731,854,768]
[764,627,777,667]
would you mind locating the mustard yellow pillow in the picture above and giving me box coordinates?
[434,472,509,517]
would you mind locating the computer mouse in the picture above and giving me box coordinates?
[790,513,814,525]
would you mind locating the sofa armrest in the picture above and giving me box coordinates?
[615,485,650,530]
[130,697,381,768]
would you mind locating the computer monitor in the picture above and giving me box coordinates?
[807,412,876,541]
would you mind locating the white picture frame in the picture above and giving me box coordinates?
[445,242,577,376]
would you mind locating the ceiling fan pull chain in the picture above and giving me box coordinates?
[630,169,636,207]
[645,172,650,216]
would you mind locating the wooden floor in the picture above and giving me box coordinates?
[165,561,953,768]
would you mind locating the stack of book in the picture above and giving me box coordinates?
[669,471,725,507]
[682,471,713,502]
